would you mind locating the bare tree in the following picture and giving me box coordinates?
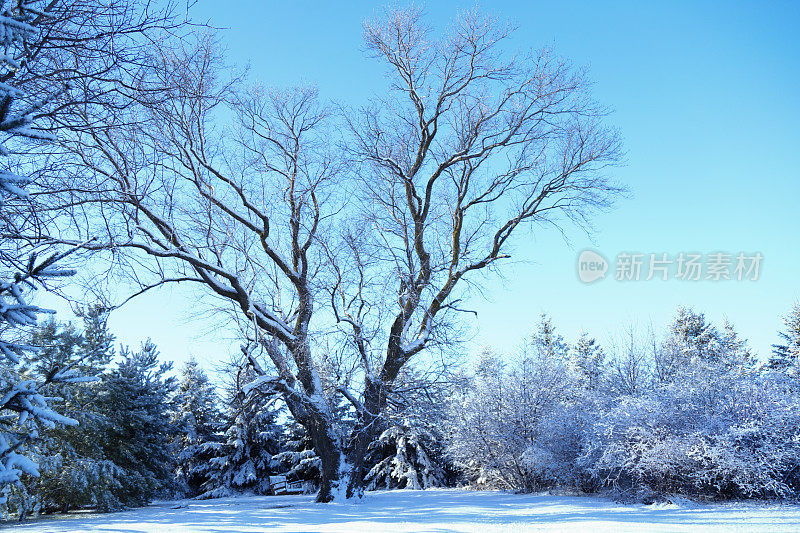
[51,7,622,501]
[53,38,355,500]
[608,326,651,396]
[330,6,623,494]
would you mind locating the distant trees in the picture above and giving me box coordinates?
[98,342,178,507]
[654,307,754,383]
[364,422,449,490]
[62,336,175,512]
[272,419,320,490]
[4,299,800,518]
[362,367,456,491]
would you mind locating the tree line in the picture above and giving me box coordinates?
[4,302,800,518]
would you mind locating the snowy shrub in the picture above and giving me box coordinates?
[580,376,800,500]
[446,309,800,501]
[521,401,594,490]
[445,317,584,492]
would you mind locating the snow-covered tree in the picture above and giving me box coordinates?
[10,307,119,515]
[58,5,622,500]
[606,327,651,396]
[531,313,569,360]
[364,421,449,490]
[446,310,787,500]
[362,364,455,491]
[578,314,792,501]
[273,418,320,490]
[0,0,196,516]
[569,331,605,390]
[96,340,177,507]
[769,303,800,374]
[718,319,757,372]
[201,361,281,498]
[172,358,222,497]
[655,307,725,383]
[0,1,85,511]
[446,332,580,492]
[579,367,800,500]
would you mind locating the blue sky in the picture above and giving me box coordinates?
[54,1,800,372]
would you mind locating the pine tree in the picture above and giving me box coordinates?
[172,358,222,497]
[362,363,454,491]
[531,313,568,360]
[364,421,449,490]
[718,319,756,372]
[273,418,319,489]
[201,362,281,498]
[769,303,800,373]
[569,331,605,390]
[15,307,119,514]
[656,307,721,382]
[97,340,177,507]
[0,2,81,510]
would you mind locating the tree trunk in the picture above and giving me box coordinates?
[346,378,387,497]
[280,385,346,502]
[305,411,345,502]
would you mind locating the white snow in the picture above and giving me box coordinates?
[11,489,800,533]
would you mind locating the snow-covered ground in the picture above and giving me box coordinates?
[10,489,800,532]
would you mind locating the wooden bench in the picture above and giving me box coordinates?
[269,475,304,495]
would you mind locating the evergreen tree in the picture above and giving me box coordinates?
[656,307,720,382]
[769,303,800,373]
[172,358,222,496]
[201,362,281,498]
[363,421,449,490]
[273,418,320,489]
[569,331,605,390]
[531,313,568,360]
[97,340,177,507]
[0,1,82,511]
[718,319,757,372]
[18,307,119,514]
[363,364,455,491]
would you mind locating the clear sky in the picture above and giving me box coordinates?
[51,1,800,374]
